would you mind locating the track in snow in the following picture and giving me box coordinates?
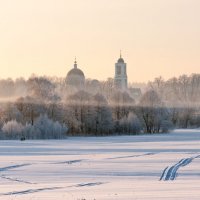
[0,163,35,185]
[160,155,200,181]
[0,175,36,185]
[0,164,31,172]
[0,182,106,196]
[0,186,64,196]
[54,159,85,165]
[107,152,156,160]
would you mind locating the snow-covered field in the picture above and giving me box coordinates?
[0,129,200,200]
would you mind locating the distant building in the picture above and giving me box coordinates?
[114,52,128,90]
[66,58,85,88]
[65,53,142,98]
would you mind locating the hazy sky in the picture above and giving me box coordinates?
[0,0,200,82]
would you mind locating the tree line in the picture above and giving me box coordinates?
[0,74,199,139]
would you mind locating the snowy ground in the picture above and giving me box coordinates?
[0,129,200,200]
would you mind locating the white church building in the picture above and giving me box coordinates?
[65,53,141,99]
[114,52,128,90]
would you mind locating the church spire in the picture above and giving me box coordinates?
[120,50,122,58]
[74,57,77,69]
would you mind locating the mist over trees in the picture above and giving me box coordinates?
[0,73,200,139]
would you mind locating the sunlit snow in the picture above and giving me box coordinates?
[0,129,200,199]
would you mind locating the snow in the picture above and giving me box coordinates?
[0,129,200,199]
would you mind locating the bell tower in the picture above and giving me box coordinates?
[114,51,128,90]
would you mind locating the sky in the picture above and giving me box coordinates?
[0,0,200,83]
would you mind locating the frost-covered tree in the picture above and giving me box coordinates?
[67,90,92,134]
[32,114,68,139]
[0,115,68,140]
[2,120,24,139]
[118,112,142,134]
[27,76,59,101]
[127,112,142,134]
[138,90,171,133]
[15,96,47,125]
[23,123,36,139]
[0,103,22,124]
[92,93,113,135]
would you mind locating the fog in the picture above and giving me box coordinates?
[0,74,199,139]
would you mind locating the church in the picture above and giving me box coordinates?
[65,58,85,88]
[66,53,128,90]
[114,52,128,90]
[65,53,142,99]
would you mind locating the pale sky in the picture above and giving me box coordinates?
[0,0,200,82]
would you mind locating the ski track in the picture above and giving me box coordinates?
[107,152,156,160]
[159,166,169,181]
[52,153,156,165]
[160,155,200,181]
[0,164,31,172]
[74,182,105,187]
[0,187,64,196]
[0,163,35,185]
[0,175,36,185]
[54,159,85,165]
[0,182,106,196]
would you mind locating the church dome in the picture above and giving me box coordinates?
[67,68,85,77]
[117,57,124,63]
[117,51,125,63]
[66,59,85,87]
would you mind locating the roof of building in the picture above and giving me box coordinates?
[67,68,85,77]
[117,50,125,63]
[117,57,124,63]
[66,59,85,87]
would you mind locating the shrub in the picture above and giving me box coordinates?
[2,120,24,139]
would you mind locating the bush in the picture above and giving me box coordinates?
[118,112,142,134]
[25,114,68,139]
[2,120,24,139]
[160,120,174,133]
[1,115,68,140]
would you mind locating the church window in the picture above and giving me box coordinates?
[117,66,121,75]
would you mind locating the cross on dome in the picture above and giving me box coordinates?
[74,57,77,69]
